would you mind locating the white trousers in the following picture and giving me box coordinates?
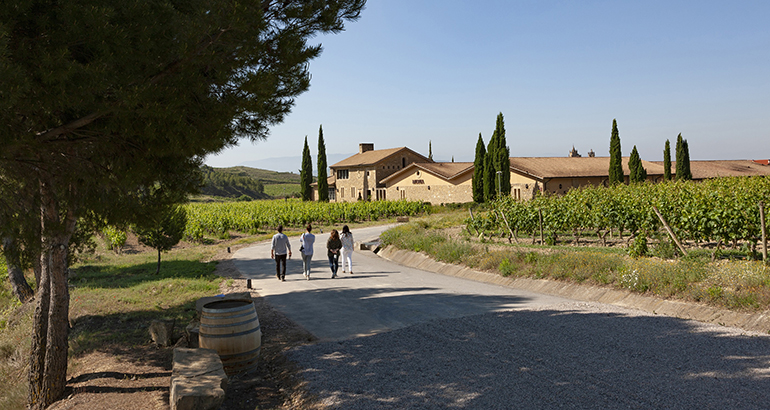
[340,248,353,272]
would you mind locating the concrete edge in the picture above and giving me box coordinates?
[377,246,770,334]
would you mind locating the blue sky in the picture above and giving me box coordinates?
[205,0,770,172]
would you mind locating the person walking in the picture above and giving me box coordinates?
[270,225,291,281]
[340,225,354,274]
[327,229,342,278]
[299,223,315,280]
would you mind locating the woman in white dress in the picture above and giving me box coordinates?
[340,225,354,274]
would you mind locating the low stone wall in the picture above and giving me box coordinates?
[377,246,770,334]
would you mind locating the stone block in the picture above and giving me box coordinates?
[171,348,228,410]
[186,322,200,348]
[149,319,174,346]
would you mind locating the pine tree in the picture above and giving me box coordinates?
[608,119,624,185]
[682,138,692,180]
[428,140,433,161]
[317,125,329,202]
[628,145,647,183]
[472,133,486,203]
[663,140,671,181]
[494,113,511,197]
[300,136,313,201]
[675,133,685,181]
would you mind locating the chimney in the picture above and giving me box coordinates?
[359,143,374,154]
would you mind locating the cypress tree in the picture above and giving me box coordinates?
[629,145,646,183]
[675,133,685,181]
[300,136,313,201]
[484,129,498,201]
[608,119,623,184]
[472,133,486,203]
[682,138,692,180]
[317,125,329,202]
[494,113,511,197]
[428,140,433,161]
[663,140,671,181]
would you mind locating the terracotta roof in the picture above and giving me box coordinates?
[380,162,473,184]
[654,160,770,179]
[509,157,666,179]
[329,147,431,168]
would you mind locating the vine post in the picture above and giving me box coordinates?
[652,206,688,257]
[760,201,767,263]
[538,209,544,245]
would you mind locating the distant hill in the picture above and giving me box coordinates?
[239,153,354,174]
[199,165,301,200]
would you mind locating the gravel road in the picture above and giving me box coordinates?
[288,301,770,409]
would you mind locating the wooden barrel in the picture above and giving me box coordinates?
[199,299,261,375]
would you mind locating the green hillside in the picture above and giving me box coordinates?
[199,165,301,200]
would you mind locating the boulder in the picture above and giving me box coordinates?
[149,319,174,346]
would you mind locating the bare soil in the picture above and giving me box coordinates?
[50,242,320,410]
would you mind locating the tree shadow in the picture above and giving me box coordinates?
[288,307,770,409]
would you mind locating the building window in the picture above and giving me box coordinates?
[351,187,356,199]
[402,157,406,168]
[337,169,349,180]
[328,188,336,201]
[559,184,562,189]
[416,170,421,176]
[400,190,406,200]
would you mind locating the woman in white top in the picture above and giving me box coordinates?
[340,225,354,274]
[299,223,315,280]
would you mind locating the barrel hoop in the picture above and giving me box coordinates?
[201,310,255,321]
[199,324,261,338]
[200,316,259,329]
[219,346,262,360]
[201,301,254,314]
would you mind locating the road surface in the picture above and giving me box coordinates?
[232,224,770,409]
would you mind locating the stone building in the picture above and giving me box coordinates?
[380,162,474,204]
[315,143,432,202]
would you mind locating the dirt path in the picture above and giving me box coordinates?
[50,254,319,410]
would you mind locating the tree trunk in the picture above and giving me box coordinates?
[2,236,34,303]
[28,182,76,409]
[156,249,162,274]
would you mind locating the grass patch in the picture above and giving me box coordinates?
[382,214,770,312]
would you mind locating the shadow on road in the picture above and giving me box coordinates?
[288,307,770,409]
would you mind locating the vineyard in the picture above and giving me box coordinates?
[468,177,770,258]
[183,199,429,241]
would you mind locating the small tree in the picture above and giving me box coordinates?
[608,119,624,184]
[428,140,433,161]
[472,133,486,203]
[300,136,313,201]
[317,125,329,202]
[663,139,672,181]
[135,205,187,275]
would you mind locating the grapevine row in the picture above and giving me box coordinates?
[470,177,770,249]
[183,199,428,241]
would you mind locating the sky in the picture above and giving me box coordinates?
[204,0,770,173]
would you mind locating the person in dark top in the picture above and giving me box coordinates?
[326,229,342,278]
